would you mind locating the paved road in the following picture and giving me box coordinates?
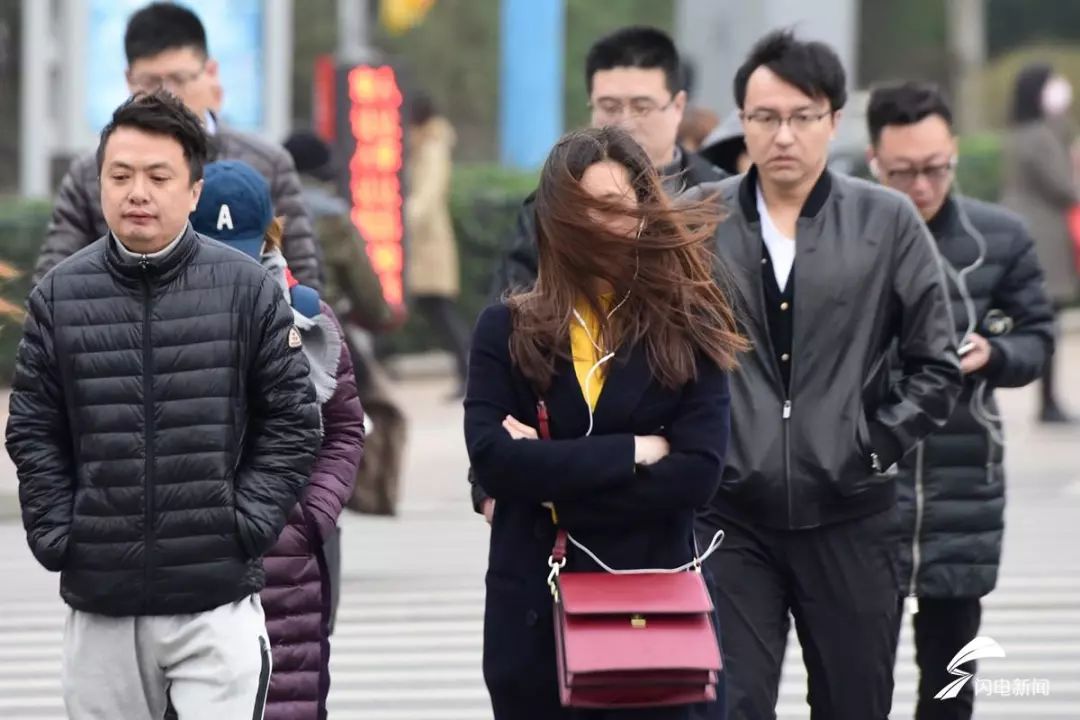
[1,335,1078,719]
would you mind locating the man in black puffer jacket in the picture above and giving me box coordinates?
[868,82,1054,720]
[6,92,322,718]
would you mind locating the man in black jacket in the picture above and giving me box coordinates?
[476,26,725,518]
[694,33,963,719]
[34,2,322,289]
[6,92,322,718]
[867,81,1054,720]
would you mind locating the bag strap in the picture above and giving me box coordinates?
[536,400,724,584]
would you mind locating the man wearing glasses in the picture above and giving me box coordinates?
[34,2,322,289]
[693,32,962,719]
[867,81,1053,720]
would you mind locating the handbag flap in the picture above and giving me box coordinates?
[558,572,713,615]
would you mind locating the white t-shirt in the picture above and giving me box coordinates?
[756,187,796,292]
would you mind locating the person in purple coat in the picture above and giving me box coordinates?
[190,160,366,720]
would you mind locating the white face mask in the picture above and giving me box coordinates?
[1042,77,1073,117]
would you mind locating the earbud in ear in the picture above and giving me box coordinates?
[950,154,959,170]
[869,158,881,179]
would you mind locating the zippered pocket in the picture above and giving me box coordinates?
[252,635,271,720]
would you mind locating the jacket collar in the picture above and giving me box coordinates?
[737,165,833,223]
[105,223,200,286]
[926,194,961,238]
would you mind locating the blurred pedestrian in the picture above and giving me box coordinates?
[868,80,1054,720]
[699,111,752,176]
[465,125,745,719]
[694,32,962,720]
[5,92,321,719]
[34,1,322,289]
[1002,63,1079,423]
[406,92,471,399]
[190,160,365,720]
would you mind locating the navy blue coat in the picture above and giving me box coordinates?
[464,304,731,720]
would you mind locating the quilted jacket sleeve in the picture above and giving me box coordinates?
[302,304,366,543]
[4,282,75,571]
[234,276,323,558]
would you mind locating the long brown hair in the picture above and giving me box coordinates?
[508,126,747,393]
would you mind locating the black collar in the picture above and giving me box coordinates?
[106,224,201,287]
[737,165,833,222]
[926,194,960,237]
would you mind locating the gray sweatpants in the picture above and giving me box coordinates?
[62,594,271,720]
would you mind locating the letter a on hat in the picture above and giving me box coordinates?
[217,204,234,231]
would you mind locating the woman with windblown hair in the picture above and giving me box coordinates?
[464,126,747,719]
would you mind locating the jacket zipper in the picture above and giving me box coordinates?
[906,441,926,613]
[985,428,994,484]
[140,257,156,611]
[782,399,792,523]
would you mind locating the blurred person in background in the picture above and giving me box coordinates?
[678,106,721,152]
[699,111,752,176]
[465,125,744,720]
[33,1,322,289]
[488,26,726,298]
[284,130,409,520]
[867,81,1054,720]
[406,92,471,400]
[191,160,365,720]
[1002,63,1079,423]
[7,92,321,719]
[694,32,961,720]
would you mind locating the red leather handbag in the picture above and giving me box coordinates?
[537,402,724,709]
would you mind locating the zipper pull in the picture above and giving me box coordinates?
[782,400,792,419]
[138,255,150,271]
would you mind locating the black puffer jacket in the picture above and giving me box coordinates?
[33,119,323,289]
[897,195,1054,599]
[6,227,323,616]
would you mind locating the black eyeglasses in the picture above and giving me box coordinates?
[881,161,957,188]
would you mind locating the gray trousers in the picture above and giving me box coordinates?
[62,594,271,720]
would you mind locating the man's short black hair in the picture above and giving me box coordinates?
[867,81,954,145]
[734,30,847,111]
[96,91,210,184]
[585,26,682,96]
[125,2,208,65]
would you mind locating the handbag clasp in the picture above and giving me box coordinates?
[547,555,566,600]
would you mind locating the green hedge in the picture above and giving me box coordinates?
[0,199,51,384]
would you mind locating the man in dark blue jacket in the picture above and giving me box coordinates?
[867,81,1054,720]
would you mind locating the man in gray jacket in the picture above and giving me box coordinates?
[695,32,963,719]
[33,2,322,289]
